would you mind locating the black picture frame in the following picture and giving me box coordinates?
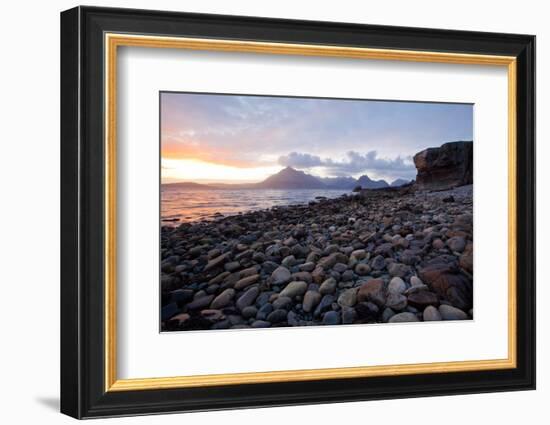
[60,5,536,419]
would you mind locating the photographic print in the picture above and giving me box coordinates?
[160,92,474,331]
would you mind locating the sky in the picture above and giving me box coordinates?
[161,92,473,184]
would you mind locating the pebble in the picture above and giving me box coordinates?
[439,304,469,320]
[410,276,424,287]
[272,296,293,310]
[333,263,348,273]
[446,236,466,253]
[388,262,411,278]
[423,305,442,321]
[210,288,235,309]
[234,274,259,290]
[271,266,291,285]
[388,312,419,323]
[388,277,407,294]
[341,307,357,324]
[279,281,308,298]
[299,262,316,272]
[314,294,335,317]
[371,255,386,270]
[385,293,408,310]
[204,253,229,272]
[319,277,337,295]
[355,263,371,276]
[302,290,322,312]
[241,305,258,319]
[322,311,341,325]
[224,261,241,272]
[236,286,259,311]
[256,303,273,320]
[251,320,271,328]
[337,288,358,307]
[407,291,439,309]
[357,279,386,307]
[267,309,288,324]
[382,307,395,322]
[186,294,215,311]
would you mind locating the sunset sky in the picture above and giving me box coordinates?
[161,92,473,184]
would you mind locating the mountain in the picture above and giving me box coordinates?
[257,166,327,189]
[356,174,389,189]
[162,181,210,190]
[163,167,398,191]
[318,176,358,189]
[390,178,411,187]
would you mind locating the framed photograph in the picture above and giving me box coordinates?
[60,6,535,419]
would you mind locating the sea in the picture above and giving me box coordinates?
[161,187,351,224]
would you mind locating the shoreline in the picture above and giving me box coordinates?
[161,185,473,331]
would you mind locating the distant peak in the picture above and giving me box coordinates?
[279,166,302,174]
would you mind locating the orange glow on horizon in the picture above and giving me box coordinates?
[162,158,282,184]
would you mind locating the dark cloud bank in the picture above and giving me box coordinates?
[277,151,415,178]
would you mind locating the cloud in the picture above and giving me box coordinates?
[278,152,324,168]
[277,150,415,177]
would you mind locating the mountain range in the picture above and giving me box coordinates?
[164,166,412,190]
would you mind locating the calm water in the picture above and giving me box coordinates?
[161,188,350,224]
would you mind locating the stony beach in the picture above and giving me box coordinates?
[161,183,473,331]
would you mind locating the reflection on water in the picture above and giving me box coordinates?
[161,188,350,224]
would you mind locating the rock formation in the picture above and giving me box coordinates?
[413,141,473,190]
